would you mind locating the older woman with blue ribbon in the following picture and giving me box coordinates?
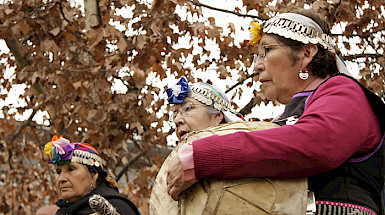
[166,77,243,141]
[167,9,385,215]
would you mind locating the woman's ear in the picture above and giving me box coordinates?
[302,44,318,69]
[91,172,99,184]
[214,112,224,124]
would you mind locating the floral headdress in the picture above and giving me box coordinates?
[166,77,243,122]
[44,135,118,190]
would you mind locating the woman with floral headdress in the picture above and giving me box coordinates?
[167,9,385,215]
[44,135,140,215]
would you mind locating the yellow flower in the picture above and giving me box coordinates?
[249,21,261,46]
[44,141,54,159]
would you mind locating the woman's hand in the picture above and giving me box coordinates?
[167,156,197,201]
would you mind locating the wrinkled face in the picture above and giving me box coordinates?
[253,34,304,104]
[173,97,223,141]
[55,162,98,202]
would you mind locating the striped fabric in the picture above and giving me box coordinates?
[316,201,377,215]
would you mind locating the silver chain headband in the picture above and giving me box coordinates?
[262,13,336,53]
[189,85,231,112]
[71,150,102,167]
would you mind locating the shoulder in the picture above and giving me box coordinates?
[321,74,362,91]
[93,185,139,215]
[313,74,366,99]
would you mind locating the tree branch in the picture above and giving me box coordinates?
[4,33,29,68]
[342,53,382,61]
[7,106,38,143]
[225,72,259,93]
[189,0,267,20]
[116,149,149,181]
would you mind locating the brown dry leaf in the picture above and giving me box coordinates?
[336,1,355,22]
[62,32,77,42]
[19,22,32,37]
[117,36,128,52]
[136,35,147,50]
[41,39,60,55]
[49,27,61,36]
[217,65,227,79]
[87,28,104,48]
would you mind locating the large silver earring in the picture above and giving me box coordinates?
[91,183,95,191]
[299,68,309,80]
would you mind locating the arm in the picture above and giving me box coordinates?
[193,76,381,180]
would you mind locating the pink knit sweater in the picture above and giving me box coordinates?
[179,75,382,180]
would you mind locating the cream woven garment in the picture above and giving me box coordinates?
[149,121,308,215]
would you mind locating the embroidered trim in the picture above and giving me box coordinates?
[262,16,335,53]
[189,85,230,112]
[71,150,102,167]
[316,200,377,215]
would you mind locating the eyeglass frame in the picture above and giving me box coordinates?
[170,102,207,121]
[253,44,282,64]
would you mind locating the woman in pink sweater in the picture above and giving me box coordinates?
[167,9,385,215]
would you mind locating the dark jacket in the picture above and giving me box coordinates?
[55,184,140,215]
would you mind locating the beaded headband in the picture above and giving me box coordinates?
[249,12,352,76]
[166,77,243,122]
[263,13,335,53]
[71,149,103,167]
[250,13,335,52]
[189,84,231,112]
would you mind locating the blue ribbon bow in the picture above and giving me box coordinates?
[166,77,189,104]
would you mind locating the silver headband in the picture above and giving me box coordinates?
[189,85,231,112]
[188,84,243,122]
[262,13,335,53]
[262,13,352,76]
[71,150,102,167]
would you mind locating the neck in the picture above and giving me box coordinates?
[304,75,330,91]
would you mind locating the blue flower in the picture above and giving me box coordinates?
[166,77,189,104]
[51,146,62,163]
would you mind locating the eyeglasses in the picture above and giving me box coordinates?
[253,44,281,63]
[170,102,206,121]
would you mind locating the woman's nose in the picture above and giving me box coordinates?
[56,172,67,183]
[253,58,264,73]
[173,112,184,125]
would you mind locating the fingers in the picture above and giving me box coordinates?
[167,157,185,201]
[168,185,181,201]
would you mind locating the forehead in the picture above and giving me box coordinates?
[56,162,86,170]
[259,34,279,45]
[172,97,202,109]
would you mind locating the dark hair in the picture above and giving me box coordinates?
[86,165,107,187]
[269,9,339,78]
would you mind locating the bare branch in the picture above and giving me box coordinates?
[4,33,29,68]
[116,149,149,181]
[225,72,259,93]
[7,106,38,144]
[342,53,382,61]
[189,0,267,21]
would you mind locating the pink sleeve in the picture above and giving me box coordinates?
[192,76,382,180]
[178,143,196,181]
[178,143,195,170]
